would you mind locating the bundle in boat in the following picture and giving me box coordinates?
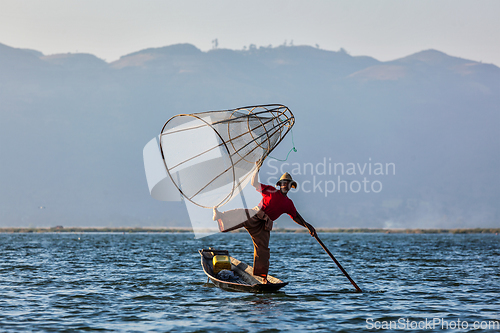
[159,104,294,208]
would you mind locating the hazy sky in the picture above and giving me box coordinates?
[1,0,499,65]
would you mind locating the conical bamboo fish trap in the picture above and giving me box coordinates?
[159,104,295,208]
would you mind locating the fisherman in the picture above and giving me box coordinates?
[213,162,316,284]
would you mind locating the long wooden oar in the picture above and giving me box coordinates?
[304,224,362,292]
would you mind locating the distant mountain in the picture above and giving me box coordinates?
[41,53,108,70]
[0,43,45,70]
[0,42,498,228]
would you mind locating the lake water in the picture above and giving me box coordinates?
[1,233,498,332]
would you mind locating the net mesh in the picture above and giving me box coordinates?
[159,104,294,208]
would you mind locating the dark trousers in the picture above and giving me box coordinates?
[217,207,273,276]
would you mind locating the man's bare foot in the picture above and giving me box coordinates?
[217,219,224,232]
[212,207,220,221]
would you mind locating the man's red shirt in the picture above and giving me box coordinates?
[257,184,297,221]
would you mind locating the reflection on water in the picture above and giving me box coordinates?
[0,232,498,332]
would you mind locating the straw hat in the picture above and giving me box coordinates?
[276,172,297,189]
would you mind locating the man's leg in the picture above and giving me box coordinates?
[215,207,272,283]
[215,208,253,232]
[244,214,271,283]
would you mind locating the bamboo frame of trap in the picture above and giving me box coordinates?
[159,104,295,208]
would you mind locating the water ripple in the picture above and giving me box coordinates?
[0,233,498,332]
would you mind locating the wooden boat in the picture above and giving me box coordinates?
[199,249,288,292]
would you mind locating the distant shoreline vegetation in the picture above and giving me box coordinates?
[1,227,498,234]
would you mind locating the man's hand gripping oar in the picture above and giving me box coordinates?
[293,213,362,292]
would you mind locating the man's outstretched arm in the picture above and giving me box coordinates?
[251,159,263,189]
[293,212,317,237]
